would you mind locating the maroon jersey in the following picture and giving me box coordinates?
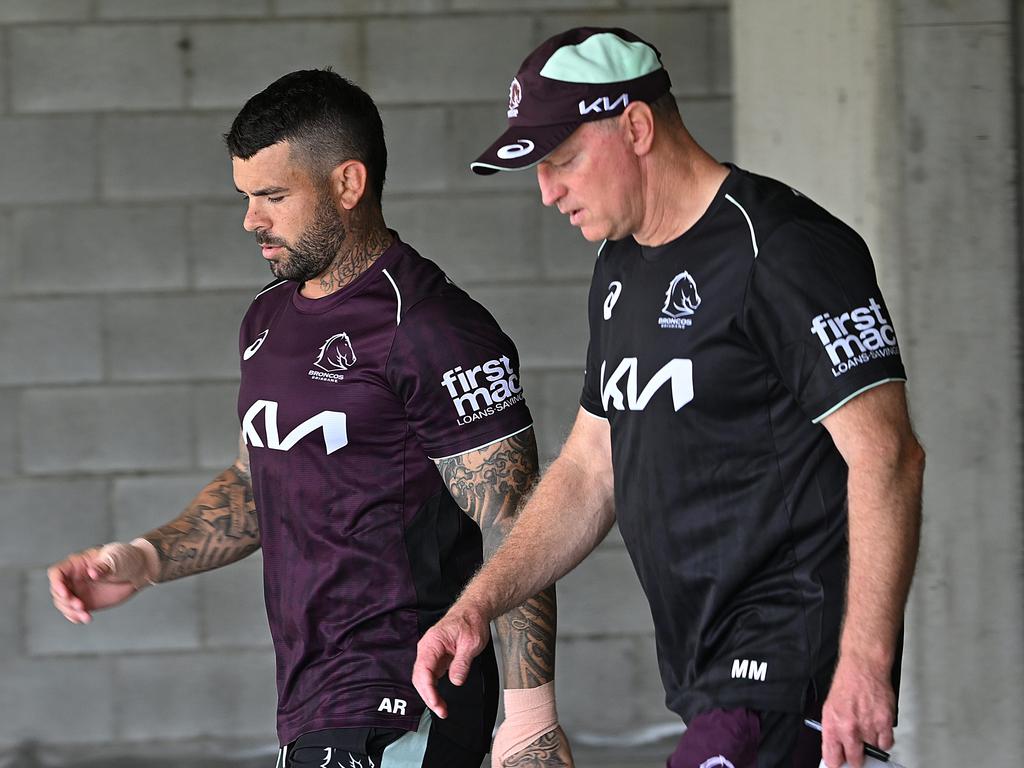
[237,234,532,746]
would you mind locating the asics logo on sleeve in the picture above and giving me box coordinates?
[242,330,269,360]
[604,281,622,320]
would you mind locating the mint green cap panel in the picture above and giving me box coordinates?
[539,33,661,83]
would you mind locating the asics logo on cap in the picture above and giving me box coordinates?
[497,139,535,159]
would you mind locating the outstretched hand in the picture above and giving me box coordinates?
[412,603,491,718]
[47,545,146,624]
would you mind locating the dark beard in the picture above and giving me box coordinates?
[263,194,348,282]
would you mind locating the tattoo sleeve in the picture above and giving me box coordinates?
[435,427,556,688]
[142,440,260,582]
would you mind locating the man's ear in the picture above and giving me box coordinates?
[330,160,369,210]
[622,101,656,157]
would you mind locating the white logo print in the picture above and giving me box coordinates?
[242,329,269,360]
[309,333,356,383]
[810,297,899,378]
[659,271,701,329]
[600,358,694,412]
[377,697,408,715]
[604,281,622,320]
[497,139,535,159]
[315,333,356,372]
[507,77,522,118]
[242,400,348,455]
[579,93,629,115]
[441,356,524,425]
[699,757,736,768]
[731,658,768,682]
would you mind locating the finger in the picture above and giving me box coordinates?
[874,725,894,751]
[53,598,91,624]
[841,733,865,768]
[412,638,450,719]
[447,636,479,686]
[821,730,845,768]
[47,563,76,600]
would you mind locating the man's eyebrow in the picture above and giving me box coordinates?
[236,186,289,197]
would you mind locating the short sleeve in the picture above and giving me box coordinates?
[740,220,907,423]
[580,259,608,419]
[385,294,533,460]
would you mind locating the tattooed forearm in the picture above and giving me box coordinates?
[502,731,572,767]
[142,465,260,582]
[494,588,557,687]
[436,428,557,688]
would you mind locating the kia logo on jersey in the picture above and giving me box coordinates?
[242,399,348,455]
[600,358,694,412]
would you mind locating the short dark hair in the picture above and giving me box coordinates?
[648,92,682,126]
[225,69,387,205]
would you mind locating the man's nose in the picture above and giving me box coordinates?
[242,201,266,232]
[536,165,564,208]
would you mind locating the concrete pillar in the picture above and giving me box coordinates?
[732,1,1023,765]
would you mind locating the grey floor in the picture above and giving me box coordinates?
[0,740,676,768]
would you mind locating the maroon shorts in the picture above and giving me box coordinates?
[667,708,821,768]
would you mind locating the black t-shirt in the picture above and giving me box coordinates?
[580,165,906,721]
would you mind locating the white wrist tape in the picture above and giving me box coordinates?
[97,538,159,588]
[491,681,558,766]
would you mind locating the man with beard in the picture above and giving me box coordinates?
[47,69,573,768]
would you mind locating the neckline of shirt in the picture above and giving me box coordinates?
[637,162,740,263]
[289,230,405,315]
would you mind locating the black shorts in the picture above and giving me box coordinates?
[278,711,485,768]
[666,708,822,768]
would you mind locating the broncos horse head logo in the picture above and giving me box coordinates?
[662,271,701,318]
[314,332,357,373]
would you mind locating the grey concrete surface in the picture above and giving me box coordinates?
[733,1,1024,765]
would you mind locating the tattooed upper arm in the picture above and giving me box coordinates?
[434,428,540,546]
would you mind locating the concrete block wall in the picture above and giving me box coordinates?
[0,0,731,756]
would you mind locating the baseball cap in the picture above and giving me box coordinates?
[471,27,672,175]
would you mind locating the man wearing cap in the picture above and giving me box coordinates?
[414,27,924,768]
